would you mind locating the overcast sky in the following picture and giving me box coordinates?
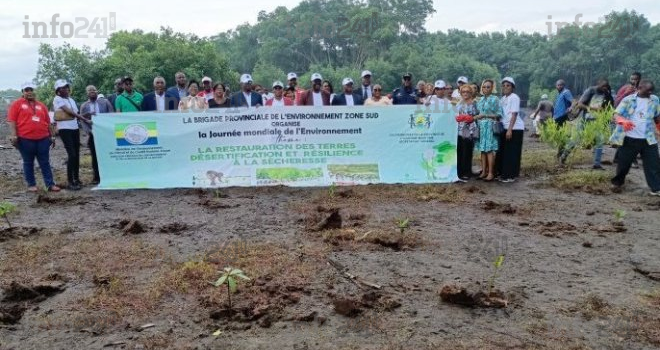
[0,0,657,90]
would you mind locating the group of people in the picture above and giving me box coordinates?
[6,69,659,195]
[530,72,660,196]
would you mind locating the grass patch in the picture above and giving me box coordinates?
[521,149,591,177]
[0,173,27,193]
[321,227,424,251]
[551,169,611,194]
[1,235,170,315]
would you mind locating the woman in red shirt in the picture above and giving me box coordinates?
[7,82,60,192]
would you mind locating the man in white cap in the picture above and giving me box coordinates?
[452,76,468,101]
[53,79,92,190]
[265,81,294,107]
[197,76,214,101]
[359,70,373,100]
[229,74,263,108]
[331,78,364,106]
[7,82,60,192]
[496,76,523,183]
[286,72,305,105]
[300,73,331,106]
[424,80,451,111]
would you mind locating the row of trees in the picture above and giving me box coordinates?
[31,0,658,107]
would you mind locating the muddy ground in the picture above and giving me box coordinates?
[1,118,659,350]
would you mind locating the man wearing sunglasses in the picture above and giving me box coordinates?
[392,73,418,105]
[265,81,294,106]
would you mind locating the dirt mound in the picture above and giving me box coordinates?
[35,194,89,205]
[439,283,508,308]
[0,280,66,325]
[199,198,239,210]
[331,291,402,317]
[537,221,579,237]
[114,219,148,234]
[304,206,343,231]
[159,222,189,234]
[592,222,627,233]
[0,226,44,242]
[481,200,517,214]
[0,304,26,325]
[2,281,66,303]
[208,275,307,328]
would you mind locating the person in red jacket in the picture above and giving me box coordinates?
[614,72,641,107]
[299,73,331,106]
[265,81,294,106]
[7,82,60,192]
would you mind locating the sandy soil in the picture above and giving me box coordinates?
[1,118,659,350]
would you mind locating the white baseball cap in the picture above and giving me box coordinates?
[501,77,516,86]
[342,77,354,86]
[457,76,468,84]
[361,70,372,78]
[201,76,212,83]
[54,79,69,91]
[310,73,323,82]
[287,72,298,80]
[21,82,36,91]
[272,81,284,88]
[541,94,549,100]
[240,74,253,84]
[434,80,447,89]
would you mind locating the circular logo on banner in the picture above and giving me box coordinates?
[123,124,149,145]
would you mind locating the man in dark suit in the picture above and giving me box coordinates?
[107,78,123,108]
[299,73,331,106]
[331,78,364,106]
[230,74,263,108]
[80,85,115,185]
[166,71,189,99]
[358,70,373,100]
[141,76,180,111]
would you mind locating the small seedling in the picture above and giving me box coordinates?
[210,267,250,310]
[395,218,410,234]
[213,189,222,199]
[488,254,505,294]
[614,209,626,223]
[328,183,337,198]
[0,201,17,228]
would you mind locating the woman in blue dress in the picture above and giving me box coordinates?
[475,79,502,181]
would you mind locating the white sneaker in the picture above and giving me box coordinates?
[650,190,660,197]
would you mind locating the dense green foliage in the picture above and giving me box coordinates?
[29,1,657,107]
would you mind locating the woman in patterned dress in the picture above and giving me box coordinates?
[455,84,479,180]
[474,79,502,181]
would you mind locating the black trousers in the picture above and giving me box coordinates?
[88,133,100,182]
[611,137,660,191]
[59,129,81,185]
[496,130,524,179]
[457,136,474,178]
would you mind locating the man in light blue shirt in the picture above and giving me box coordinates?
[553,79,573,125]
